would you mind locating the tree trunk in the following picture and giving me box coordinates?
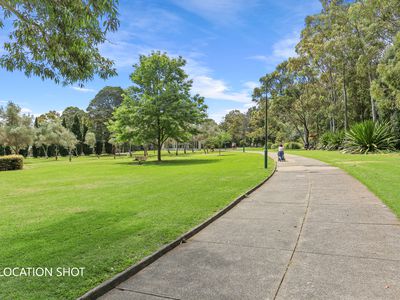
[157,148,161,161]
[69,151,72,162]
[156,141,161,161]
[343,68,349,131]
[368,71,377,122]
[102,138,106,154]
[42,145,48,158]
[55,146,59,160]
[304,126,310,149]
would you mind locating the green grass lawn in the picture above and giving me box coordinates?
[0,151,274,299]
[288,150,400,218]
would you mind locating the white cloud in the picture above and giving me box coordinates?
[243,81,258,90]
[170,0,259,25]
[0,99,30,107]
[71,86,96,93]
[123,8,182,34]
[272,36,298,59]
[21,107,32,114]
[183,55,255,106]
[209,107,249,123]
[208,112,226,123]
[247,33,299,67]
[100,4,256,116]
[99,6,184,69]
[192,76,252,104]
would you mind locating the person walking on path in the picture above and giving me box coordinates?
[278,144,285,161]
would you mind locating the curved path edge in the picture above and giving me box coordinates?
[78,156,277,300]
[97,153,400,300]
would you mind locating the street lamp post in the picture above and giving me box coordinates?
[264,87,268,169]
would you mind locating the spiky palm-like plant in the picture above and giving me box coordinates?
[344,120,396,154]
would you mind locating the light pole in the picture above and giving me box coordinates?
[264,86,268,169]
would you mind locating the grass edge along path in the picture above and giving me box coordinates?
[288,150,400,219]
[0,152,274,299]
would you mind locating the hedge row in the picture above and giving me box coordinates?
[284,142,303,149]
[0,155,24,171]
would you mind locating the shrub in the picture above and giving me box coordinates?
[284,142,302,149]
[344,120,397,153]
[320,131,345,150]
[267,142,273,149]
[0,155,24,171]
[270,143,279,149]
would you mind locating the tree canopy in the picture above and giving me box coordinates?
[0,102,33,154]
[0,0,119,85]
[247,0,400,148]
[109,52,207,161]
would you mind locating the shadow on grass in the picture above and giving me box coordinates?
[0,210,150,299]
[116,158,221,167]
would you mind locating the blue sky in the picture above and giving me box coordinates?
[0,0,321,122]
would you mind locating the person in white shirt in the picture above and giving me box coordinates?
[278,144,285,161]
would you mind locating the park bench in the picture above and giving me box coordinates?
[134,155,148,164]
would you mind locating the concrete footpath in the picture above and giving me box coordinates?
[101,154,400,299]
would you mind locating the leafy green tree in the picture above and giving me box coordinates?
[61,118,67,128]
[108,136,122,159]
[297,1,359,131]
[247,106,266,146]
[36,110,61,125]
[61,106,85,129]
[371,33,400,145]
[70,114,88,155]
[34,121,68,160]
[0,0,119,84]
[110,52,207,161]
[220,110,246,145]
[210,131,231,155]
[61,107,88,154]
[0,126,4,144]
[87,86,123,153]
[61,130,78,162]
[193,119,219,153]
[34,121,53,158]
[84,132,96,155]
[0,102,33,154]
[248,0,400,149]
[32,117,40,157]
[372,33,400,112]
